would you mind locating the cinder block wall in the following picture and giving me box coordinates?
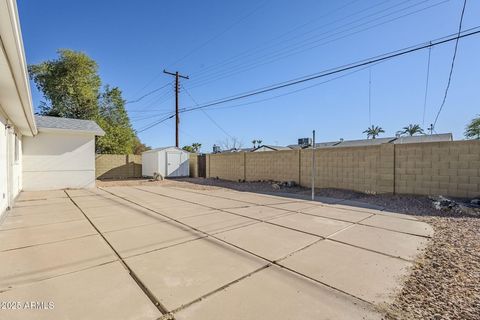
[208,152,245,181]
[299,145,393,194]
[189,153,199,178]
[95,154,142,179]
[395,140,480,197]
[206,140,480,198]
[246,150,300,182]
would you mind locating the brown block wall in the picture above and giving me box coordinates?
[95,154,142,179]
[299,145,393,194]
[208,152,245,181]
[245,150,300,182]
[395,140,480,197]
[189,153,199,178]
[205,141,480,198]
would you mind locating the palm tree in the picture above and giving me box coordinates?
[191,143,202,152]
[251,140,257,148]
[465,115,480,140]
[257,139,262,146]
[401,124,424,136]
[363,125,385,139]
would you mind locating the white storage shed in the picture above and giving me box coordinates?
[22,116,105,190]
[142,147,190,178]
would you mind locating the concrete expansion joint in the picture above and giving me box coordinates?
[101,187,378,312]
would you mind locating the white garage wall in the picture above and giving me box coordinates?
[22,131,96,190]
[0,114,23,216]
[0,115,8,214]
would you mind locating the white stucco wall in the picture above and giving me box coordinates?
[0,116,8,214]
[22,131,96,190]
[0,114,22,216]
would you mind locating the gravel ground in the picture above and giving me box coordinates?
[97,177,480,319]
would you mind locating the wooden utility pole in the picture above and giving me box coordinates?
[163,70,189,147]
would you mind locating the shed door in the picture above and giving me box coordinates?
[166,152,181,177]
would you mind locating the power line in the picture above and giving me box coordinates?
[137,27,480,133]
[167,0,270,69]
[432,0,467,129]
[126,82,171,104]
[136,61,378,133]
[187,0,447,89]
[132,1,268,99]
[187,0,365,78]
[422,44,432,126]
[182,84,235,140]
[183,28,480,114]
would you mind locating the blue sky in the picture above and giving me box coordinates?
[18,0,479,152]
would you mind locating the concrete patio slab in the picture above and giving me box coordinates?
[175,265,381,320]
[0,262,162,320]
[125,238,266,311]
[16,190,68,201]
[178,188,298,205]
[329,224,429,260]
[269,213,352,237]
[300,205,373,222]
[269,201,321,212]
[12,197,71,207]
[158,204,218,219]
[135,186,251,209]
[361,214,433,237]
[224,205,292,220]
[280,240,411,304]
[0,235,117,291]
[0,220,96,252]
[103,221,203,257]
[0,210,83,230]
[89,211,166,233]
[178,211,257,234]
[6,204,80,217]
[0,186,432,319]
[214,222,319,261]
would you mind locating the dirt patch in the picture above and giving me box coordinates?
[101,177,480,319]
[384,216,480,320]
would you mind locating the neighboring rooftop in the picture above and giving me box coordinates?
[35,115,105,136]
[253,145,292,152]
[392,133,453,144]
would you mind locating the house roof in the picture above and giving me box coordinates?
[0,0,37,136]
[334,137,397,147]
[219,148,253,153]
[253,145,292,151]
[142,146,188,154]
[392,133,453,144]
[35,116,105,136]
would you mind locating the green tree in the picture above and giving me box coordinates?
[95,86,136,154]
[191,143,202,152]
[465,115,480,140]
[132,136,151,154]
[363,125,385,139]
[182,143,202,153]
[182,145,194,152]
[29,49,149,154]
[401,124,424,136]
[28,49,100,119]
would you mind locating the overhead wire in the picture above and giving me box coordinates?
[432,0,467,128]
[136,27,480,133]
[422,44,432,126]
[187,0,447,89]
[182,28,480,114]
[130,0,269,100]
[182,84,235,140]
